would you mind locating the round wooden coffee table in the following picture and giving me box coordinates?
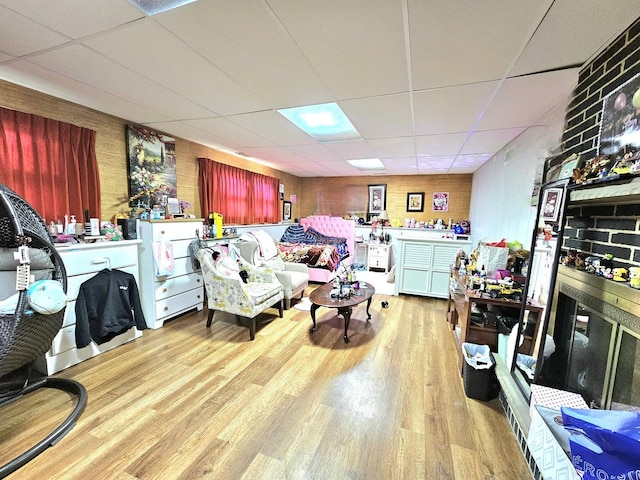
[308,282,375,343]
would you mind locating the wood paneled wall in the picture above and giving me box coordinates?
[1,79,470,224]
[299,174,471,224]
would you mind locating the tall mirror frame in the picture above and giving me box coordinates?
[510,176,570,400]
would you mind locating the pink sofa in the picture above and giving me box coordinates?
[298,216,355,283]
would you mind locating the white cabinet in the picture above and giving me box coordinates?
[395,238,471,298]
[367,244,391,272]
[36,240,143,374]
[137,219,204,329]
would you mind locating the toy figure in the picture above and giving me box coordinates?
[542,224,553,247]
[629,267,640,288]
[612,268,628,282]
[562,249,577,266]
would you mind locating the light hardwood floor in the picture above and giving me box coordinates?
[0,289,532,479]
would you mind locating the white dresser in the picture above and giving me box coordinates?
[36,240,143,375]
[137,219,204,329]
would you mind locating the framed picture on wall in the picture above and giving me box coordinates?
[406,192,424,212]
[126,125,176,208]
[541,188,563,222]
[432,192,449,212]
[283,201,292,221]
[598,71,640,157]
[367,184,387,215]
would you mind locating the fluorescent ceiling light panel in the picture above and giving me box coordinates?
[129,0,197,15]
[347,158,385,169]
[277,103,361,142]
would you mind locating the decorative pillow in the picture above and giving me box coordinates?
[27,279,67,314]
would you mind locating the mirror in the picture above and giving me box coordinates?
[510,178,570,398]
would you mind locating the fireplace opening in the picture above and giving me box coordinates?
[538,265,640,411]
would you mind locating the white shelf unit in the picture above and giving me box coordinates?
[36,240,143,375]
[137,219,205,329]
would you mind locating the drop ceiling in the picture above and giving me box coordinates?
[0,0,638,177]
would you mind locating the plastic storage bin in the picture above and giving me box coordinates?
[462,342,498,401]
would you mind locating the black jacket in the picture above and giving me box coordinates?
[75,269,147,348]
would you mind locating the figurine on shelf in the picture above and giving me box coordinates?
[629,267,640,288]
[542,224,553,247]
[612,268,628,282]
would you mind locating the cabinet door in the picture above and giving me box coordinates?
[429,244,460,297]
[399,242,433,294]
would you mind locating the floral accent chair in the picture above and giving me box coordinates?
[197,246,283,340]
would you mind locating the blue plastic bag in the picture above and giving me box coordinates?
[561,407,640,479]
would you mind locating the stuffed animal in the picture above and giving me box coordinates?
[27,279,67,314]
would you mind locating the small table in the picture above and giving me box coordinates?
[309,282,375,343]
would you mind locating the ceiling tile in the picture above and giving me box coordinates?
[286,143,343,162]
[417,156,455,174]
[228,110,316,146]
[184,117,276,149]
[413,82,498,135]
[27,44,216,121]
[0,5,69,56]
[267,0,409,99]
[368,137,416,158]
[415,133,469,156]
[155,1,334,109]
[0,60,170,123]
[0,0,142,39]
[383,157,418,172]
[341,94,413,138]
[83,20,268,116]
[477,69,579,130]
[511,0,640,76]
[460,127,527,154]
[323,139,376,160]
[408,0,550,89]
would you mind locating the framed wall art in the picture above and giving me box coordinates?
[598,71,640,157]
[126,125,176,209]
[541,187,563,222]
[283,200,292,221]
[406,192,424,212]
[367,184,387,216]
[432,192,449,212]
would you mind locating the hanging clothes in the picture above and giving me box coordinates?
[152,232,175,277]
[75,269,147,348]
[188,232,207,271]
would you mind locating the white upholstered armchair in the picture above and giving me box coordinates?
[237,235,309,309]
[197,246,283,340]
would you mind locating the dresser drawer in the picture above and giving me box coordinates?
[59,245,138,277]
[152,221,202,241]
[50,324,76,355]
[155,273,202,300]
[155,287,203,320]
[170,239,194,259]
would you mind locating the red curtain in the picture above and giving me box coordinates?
[0,107,101,223]
[198,158,279,224]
